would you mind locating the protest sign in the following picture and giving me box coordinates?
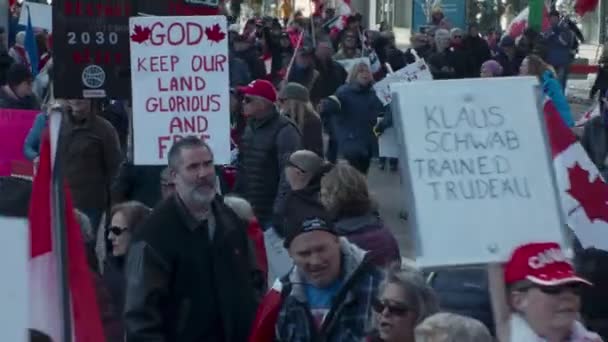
[392,77,566,267]
[336,57,370,73]
[130,16,230,165]
[0,110,38,177]
[19,2,52,32]
[374,59,433,106]
[0,216,28,342]
[53,0,133,99]
[379,127,400,159]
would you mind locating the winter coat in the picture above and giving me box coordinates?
[124,195,260,342]
[494,50,525,77]
[0,50,14,85]
[334,213,401,267]
[99,102,129,154]
[234,110,301,226]
[581,116,608,174]
[299,112,324,158]
[111,161,165,208]
[543,25,575,68]
[102,256,126,319]
[275,238,383,341]
[230,56,252,87]
[463,35,492,77]
[428,50,457,79]
[287,64,319,91]
[57,114,122,213]
[509,313,603,341]
[319,96,341,162]
[591,62,608,100]
[427,267,494,334]
[0,85,40,110]
[23,112,47,161]
[235,47,267,80]
[447,45,471,79]
[333,83,384,160]
[310,58,348,106]
[542,71,575,127]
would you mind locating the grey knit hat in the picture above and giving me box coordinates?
[278,82,310,102]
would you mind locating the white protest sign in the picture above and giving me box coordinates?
[0,217,28,342]
[130,16,230,165]
[19,2,52,32]
[336,57,370,73]
[374,59,433,106]
[392,77,566,267]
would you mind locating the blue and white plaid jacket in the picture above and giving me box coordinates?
[275,238,383,342]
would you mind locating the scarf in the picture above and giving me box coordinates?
[509,314,603,342]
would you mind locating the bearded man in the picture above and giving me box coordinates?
[124,136,260,342]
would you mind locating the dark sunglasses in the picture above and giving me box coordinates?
[522,283,583,296]
[286,159,306,172]
[108,226,129,236]
[372,298,410,316]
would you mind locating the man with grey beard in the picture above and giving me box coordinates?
[124,136,260,342]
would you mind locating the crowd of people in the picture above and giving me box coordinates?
[1,0,608,341]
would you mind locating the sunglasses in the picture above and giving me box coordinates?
[372,298,410,316]
[522,283,583,296]
[108,226,129,236]
[286,159,306,172]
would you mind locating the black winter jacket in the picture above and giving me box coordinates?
[123,195,260,342]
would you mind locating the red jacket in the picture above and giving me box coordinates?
[247,218,268,282]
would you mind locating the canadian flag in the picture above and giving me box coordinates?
[545,99,608,251]
[29,112,105,341]
[248,279,284,342]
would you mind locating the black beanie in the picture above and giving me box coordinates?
[7,63,33,88]
[283,201,336,248]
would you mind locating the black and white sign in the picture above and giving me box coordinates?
[52,0,133,99]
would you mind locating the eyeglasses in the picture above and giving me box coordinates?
[520,283,583,296]
[372,298,410,316]
[286,159,306,173]
[108,226,129,236]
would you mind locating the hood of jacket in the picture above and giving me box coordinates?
[334,213,382,235]
[287,238,368,302]
[509,313,603,342]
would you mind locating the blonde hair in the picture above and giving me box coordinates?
[282,98,320,132]
[415,313,493,342]
[321,160,374,218]
[347,62,372,84]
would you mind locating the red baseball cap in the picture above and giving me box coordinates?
[504,242,592,286]
[238,80,277,103]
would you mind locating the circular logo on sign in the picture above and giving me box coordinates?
[81,65,106,89]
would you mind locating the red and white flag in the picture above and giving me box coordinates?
[505,6,550,38]
[575,102,600,127]
[248,279,284,342]
[29,112,105,341]
[545,99,608,251]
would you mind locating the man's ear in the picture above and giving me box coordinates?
[169,167,178,180]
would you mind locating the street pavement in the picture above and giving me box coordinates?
[368,77,599,258]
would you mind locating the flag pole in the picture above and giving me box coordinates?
[48,108,73,342]
[309,1,316,47]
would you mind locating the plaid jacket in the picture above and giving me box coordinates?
[275,239,383,342]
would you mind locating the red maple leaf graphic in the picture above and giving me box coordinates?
[131,25,152,44]
[205,24,226,44]
[567,162,608,223]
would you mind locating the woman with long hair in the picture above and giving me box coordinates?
[520,54,574,127]
[278,82,323,156]
[332,62,384,174]
[320,161,401,267]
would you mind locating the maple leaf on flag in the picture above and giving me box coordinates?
[131,25,152,44]
[205,23,226,44]
[566,162,608,223]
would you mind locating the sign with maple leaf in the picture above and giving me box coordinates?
[129,15,230,166]
[545,98,608,251]
[205,23,226,44]
[131,25,152,44]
